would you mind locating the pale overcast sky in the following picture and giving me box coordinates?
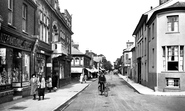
[59,0,159,64]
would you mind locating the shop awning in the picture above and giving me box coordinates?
[86,68,93,73]
[52,53,62,58]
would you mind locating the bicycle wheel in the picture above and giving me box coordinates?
[104,87,108,97]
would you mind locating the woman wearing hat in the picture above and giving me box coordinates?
[30,73,38,100]
[37,73,46,100]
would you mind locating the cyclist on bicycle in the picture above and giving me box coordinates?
[98,71,106,94]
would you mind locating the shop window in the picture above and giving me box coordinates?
[166,78,180,88]
[59,64,64,79]
[0,48,13,86]
[12,50,22,83]
[22,52,30,82]
[36,54,46,77]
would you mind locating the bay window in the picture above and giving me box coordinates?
[162,46,184,71]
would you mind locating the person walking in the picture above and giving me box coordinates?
[79,73,84,84]
[46,75,52,92]
[30,73,38,100]
[84,68,88,83]
[37,74,46,101]
[98,71,106,95]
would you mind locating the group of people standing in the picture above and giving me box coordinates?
[30,73,58,101]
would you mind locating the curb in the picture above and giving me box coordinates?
[118,74,185,96]
[53,84,90,111]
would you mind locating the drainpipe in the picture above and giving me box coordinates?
[0,15,3,30]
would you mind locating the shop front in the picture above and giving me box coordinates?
[35,42,52,80]
[0,31,34,104]
[52,54,71,88]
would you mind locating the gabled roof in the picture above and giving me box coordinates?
[132,0,181,36]
[71,47,84,55]
[168,1,185,7]
[147,1,185,25]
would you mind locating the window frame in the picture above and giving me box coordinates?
[39,7,50,43]
[162,46,184,72]
[166,78,180,88]
[8,0,13,25]
[22,4,27,32]
[167,15,179,32]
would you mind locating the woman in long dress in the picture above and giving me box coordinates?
[37,74,46,101]
[30,74,38,100]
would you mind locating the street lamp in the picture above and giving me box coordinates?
[0,15,3,30]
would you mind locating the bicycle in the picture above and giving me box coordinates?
[104,82,109,97]
[98,81,109,97]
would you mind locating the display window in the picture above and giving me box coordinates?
[35,54,46,77]
[0,48,13,86]
[22,52,30,82]
[0,46,31,88]
[12,49,22,83]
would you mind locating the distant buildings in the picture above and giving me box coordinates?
[71,42,91,78]
[121,41,134,77]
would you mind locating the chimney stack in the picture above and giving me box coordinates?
[159,0,169,5]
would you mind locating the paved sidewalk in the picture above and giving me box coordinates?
[0,79,96,111]
[118,74,185,96]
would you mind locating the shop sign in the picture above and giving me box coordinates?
[0,84,11,91]
[22,82,30,87]
[40,50,45,54]
[12,83,21,87]
[47,63,52,67]
[0,32,33,51]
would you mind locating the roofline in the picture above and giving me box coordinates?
[72,54,91,59]
[132,14,148,36]
[147,6,185,25]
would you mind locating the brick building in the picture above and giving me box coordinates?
[0,0,73,104]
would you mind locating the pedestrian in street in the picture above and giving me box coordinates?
[37,73,46,101]
[79,73,84,84]
[30,73,38,100]
[46,75,52,92]
[84,68,88,83]
[52,72,58,91]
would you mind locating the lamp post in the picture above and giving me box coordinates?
[0,15,3,30]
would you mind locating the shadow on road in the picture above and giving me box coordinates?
[120,80,138,93]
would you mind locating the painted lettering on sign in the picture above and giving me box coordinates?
[0,32,33,51]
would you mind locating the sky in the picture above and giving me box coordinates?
[59,0,159,64]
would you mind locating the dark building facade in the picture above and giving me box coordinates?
[0,0,37,104]
[0,0,73,104]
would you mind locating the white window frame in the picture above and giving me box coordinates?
[166,78,180,88]
[167,15,179,32]
[22,4,27,32]
[8,0,13,25]
[162,46,184,71]
[39,7,49,43]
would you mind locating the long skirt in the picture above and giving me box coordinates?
[38,88,45,96]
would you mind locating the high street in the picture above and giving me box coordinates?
[64,73,185,111]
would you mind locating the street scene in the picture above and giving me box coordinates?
[64,73,185,111]
[1,0,185,111]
